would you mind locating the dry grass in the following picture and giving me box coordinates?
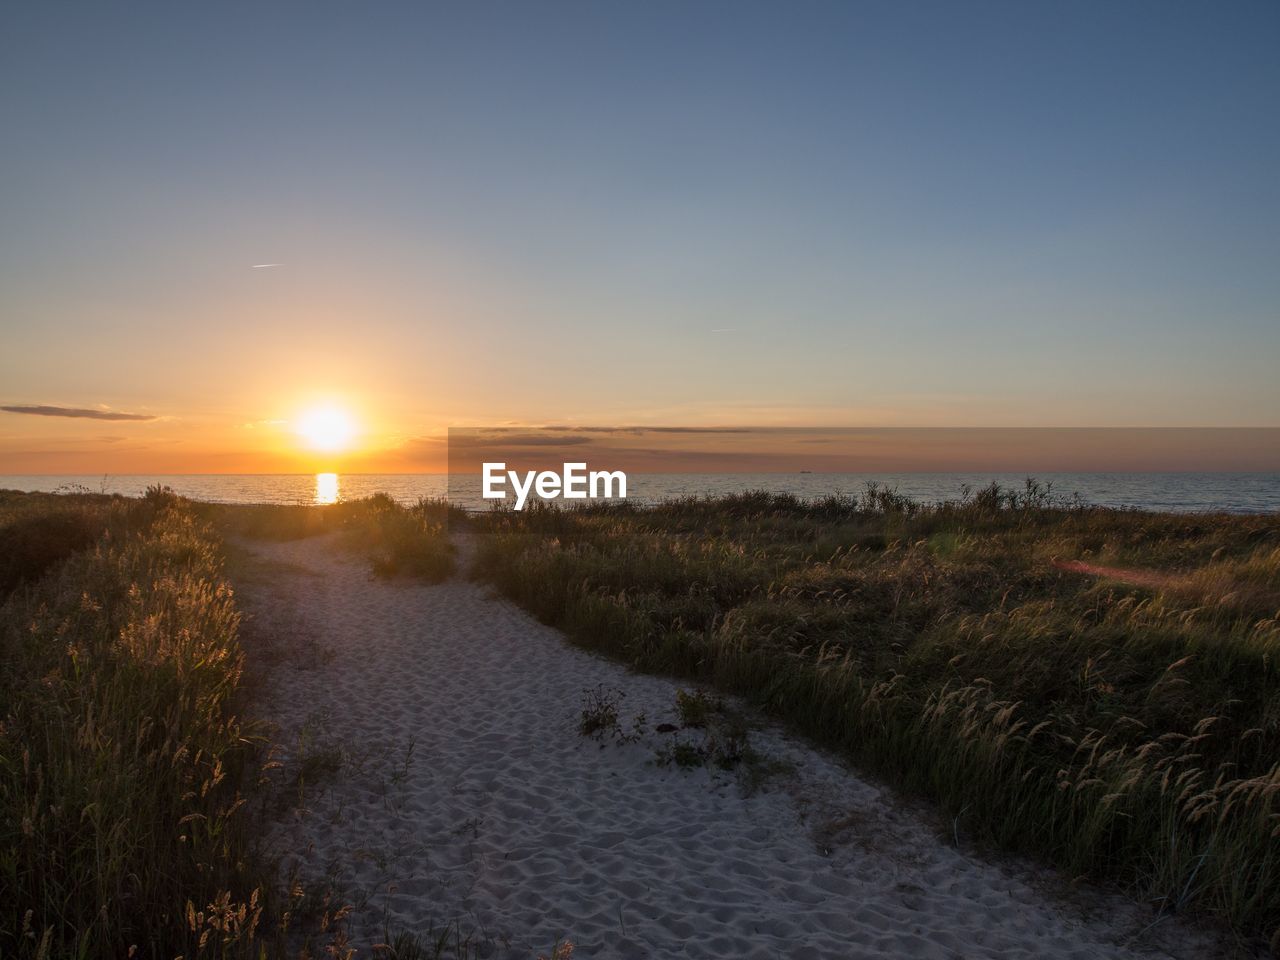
[206,495,460,583]
[0,487,285,957]
[7,480,1274,952]
[471,482,1280,948]
[0,488,463,959]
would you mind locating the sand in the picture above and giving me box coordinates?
[235,534,1219,959]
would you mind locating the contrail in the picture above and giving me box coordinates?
[251,263,284,269]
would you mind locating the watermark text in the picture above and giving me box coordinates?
[482,462,627,510]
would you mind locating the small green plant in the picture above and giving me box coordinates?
[295,745,344,806]
[373,919,477,959]
[537,939,574,960]
[579,685,622,738]
[657,693,776,779]
[705,727,748,770]
[675,688,722,728]
[389,736,417,787]
[656,739,708,769]
[578,685,646,744]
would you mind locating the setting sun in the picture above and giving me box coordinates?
[295,407,356,452]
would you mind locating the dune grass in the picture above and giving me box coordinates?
[0,487,541,958]
[0,487,288,958]
[0,490,121,595]
[207,494,459,582]
[0,488,464,958]
[470,482,1280,947]
[6,480,1274,950]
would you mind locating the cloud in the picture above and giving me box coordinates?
[449,433,594,448]
[512,425,757,436]
[1,404,157,422]
[634,427,752,435]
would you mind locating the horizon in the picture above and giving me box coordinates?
[2,426,1279,474]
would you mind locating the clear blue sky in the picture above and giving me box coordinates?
[1,1,1278,470]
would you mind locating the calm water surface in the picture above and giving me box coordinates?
[3,473,1279,513]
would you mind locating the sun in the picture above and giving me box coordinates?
[295,407,357,452]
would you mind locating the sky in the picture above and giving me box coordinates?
[1,1,1278,473]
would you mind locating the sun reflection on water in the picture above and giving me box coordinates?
[315,472,339,505]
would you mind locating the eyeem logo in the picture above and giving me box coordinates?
[482,462,627,511]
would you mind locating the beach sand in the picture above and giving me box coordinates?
[235,534,1219,959]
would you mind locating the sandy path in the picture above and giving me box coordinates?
[236,534,1215,960]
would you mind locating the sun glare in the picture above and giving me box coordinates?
[296,407,356,452]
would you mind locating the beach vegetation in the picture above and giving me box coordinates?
[208,495,459,582]
[472,482,1280,945]
[0,490,284,957]
[578,685,646,745]
[675,688,722,729]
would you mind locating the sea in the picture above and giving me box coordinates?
[2,473,1279,514]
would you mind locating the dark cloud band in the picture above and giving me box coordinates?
[1,404,157,422]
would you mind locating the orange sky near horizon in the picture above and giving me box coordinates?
[2,412,1278,475]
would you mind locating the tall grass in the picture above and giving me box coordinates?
[0,490,121,594]
[472,484,1280,947]
[0,488,524,958]
[208,495,459,582]
[340,495,458,581]
[0,488,280,958]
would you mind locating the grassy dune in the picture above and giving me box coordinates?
[471,483,1280,947]
[0,487,274,958]
[0,489,456,958]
